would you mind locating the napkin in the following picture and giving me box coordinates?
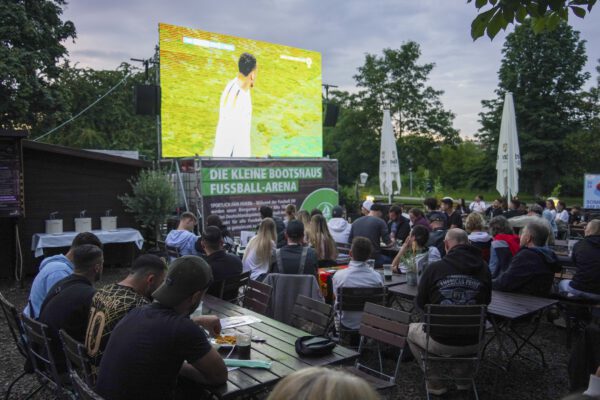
[224,359,272,369]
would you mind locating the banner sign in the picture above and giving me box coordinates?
[584,174,600,209]
[199,158,338,234]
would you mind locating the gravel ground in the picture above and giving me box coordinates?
[1,268,575,400]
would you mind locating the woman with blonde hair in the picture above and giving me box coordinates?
[465,212,492,262]
[309,214,338,266]
[267,367,380,400]
[297,209,311,242]
[243,218,276,281]
[284,204,296,227]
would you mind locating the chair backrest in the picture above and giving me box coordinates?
[0,292,30,360]
[356,302,411,383]
[359,302,410,348]
[59,329,94,387]
[243,280,273,315]
[165,245,181,261]
[210,271,251,303]
[424,304,487,343]
[337,287,387,312]
[290,295,333,335]
[335,242,351,255]
[21,314,65,394]
[71,371,105,400]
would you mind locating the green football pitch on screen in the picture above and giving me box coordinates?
[159,23,323,158]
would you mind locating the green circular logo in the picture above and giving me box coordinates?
[300,188,339,220]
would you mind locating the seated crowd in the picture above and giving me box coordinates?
[18,195,599,399]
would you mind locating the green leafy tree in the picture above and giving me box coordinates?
[353,43,459,144]
[324,43,459,187]
[469,0,596,40]
[477,20,589,196]
[36,63,158,159]
[120,168,176,247]
[0,0,76,129]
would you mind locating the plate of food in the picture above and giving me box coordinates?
[211,334,236,350]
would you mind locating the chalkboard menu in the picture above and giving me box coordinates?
[0,131,27,217]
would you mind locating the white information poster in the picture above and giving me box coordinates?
[583,174,600,209]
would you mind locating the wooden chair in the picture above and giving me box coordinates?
[420,304,487,400]
[208,271,251,304]
[70,371,105,400]
[0,292,45,400]
[59,329,95,387]
[21,315,70,399]
[165,245,181,262]
[290,295,333,336]
[336,286,387,345]
[243,280,273,315]
[343,302,410,393]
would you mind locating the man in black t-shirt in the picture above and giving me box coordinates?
[441,198,463,229]
[349,203,393,267]
[96,256,227,400]
[38,244,104,373]
[272,220,318,277]
[202,226,243,282]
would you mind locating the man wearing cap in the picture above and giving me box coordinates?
[96,256,227,400]
[272,220,318,277]
[202,226,243,283]
[328,206,352,244]
[361,200,373,216]
[349,203,393,267]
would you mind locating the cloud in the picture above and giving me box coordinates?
[61,0,600,137]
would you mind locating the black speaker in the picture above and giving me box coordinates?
[134,84,160,115]
[323,103,339,127]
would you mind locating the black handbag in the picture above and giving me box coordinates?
[295,336,336,357]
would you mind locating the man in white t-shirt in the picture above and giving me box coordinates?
[212,53,257,157]
[469,195,487,213]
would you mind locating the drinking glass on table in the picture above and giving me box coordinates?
[235,326,252,360]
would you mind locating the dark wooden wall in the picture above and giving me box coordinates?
[0,142,150,278]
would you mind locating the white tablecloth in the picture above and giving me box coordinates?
[32,228,144,257]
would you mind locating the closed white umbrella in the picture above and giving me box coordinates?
[379,109,401,203]
[496,92,522,201]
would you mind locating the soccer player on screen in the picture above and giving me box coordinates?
[212,53,257,157]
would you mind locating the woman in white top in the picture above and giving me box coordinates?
[243,218,276,280]
[555,200,570,223]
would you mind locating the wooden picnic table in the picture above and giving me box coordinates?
[202,295,359,399]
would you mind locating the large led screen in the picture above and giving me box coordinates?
[159,23,323,158]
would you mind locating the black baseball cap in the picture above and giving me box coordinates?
[152,256,213,307]
[286,220,304,240]
[332,206,344,218]
[429,213,445,223]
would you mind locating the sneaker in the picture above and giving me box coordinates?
[426,381,448,396]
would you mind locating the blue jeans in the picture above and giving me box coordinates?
[375,253,392,268]
[558,280,600,302]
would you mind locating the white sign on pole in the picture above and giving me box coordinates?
[583,174,600,209]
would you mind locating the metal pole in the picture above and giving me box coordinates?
[409,168,413,196]
[155,45,161,161]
